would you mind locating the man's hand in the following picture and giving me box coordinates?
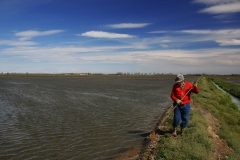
[193,81,198,87]
[176,99,182,105]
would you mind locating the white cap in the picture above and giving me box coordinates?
[175,74,184,83]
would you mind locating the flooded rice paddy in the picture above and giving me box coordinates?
[0,75,197,159]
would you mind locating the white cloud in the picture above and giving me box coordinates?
[180,29,240,46]
[193,0,240,22]
[216,39,240,46]
[147,29,240,46]
[80,31,136,39]
[148,31,168,34]
[15,30,64,41]
[161,40,171,43]
[1,44,239,64]
[193,0,240,5]
[108,23,150,28]
[160,44,169,48]
[0,40,36,46]
[212,14,235,22]
[200,2,240,14]
[181,29,240,35]
[1,43,240,74]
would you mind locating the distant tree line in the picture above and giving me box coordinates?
[1,72,239,76]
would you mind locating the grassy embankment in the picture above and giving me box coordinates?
[211,78,240,99]
[156,77,240,160]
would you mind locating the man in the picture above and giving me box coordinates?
[171,74,199,136]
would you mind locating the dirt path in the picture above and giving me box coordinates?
[111,101,233,160]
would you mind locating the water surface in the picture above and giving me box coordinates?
[0,76,199,159]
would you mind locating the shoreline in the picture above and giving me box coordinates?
[111,104,173,160]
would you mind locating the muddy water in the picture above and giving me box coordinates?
[0,76,198,159]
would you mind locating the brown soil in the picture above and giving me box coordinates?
[110,101,234,160]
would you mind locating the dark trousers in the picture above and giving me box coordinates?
[172,102,190,128]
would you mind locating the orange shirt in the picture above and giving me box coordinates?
[171,81,199,104]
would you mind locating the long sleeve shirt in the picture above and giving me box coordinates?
[171,81,199,105]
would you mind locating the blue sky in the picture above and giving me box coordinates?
[0,0,240,74]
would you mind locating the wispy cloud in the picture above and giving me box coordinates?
[160,44,169,48]
[80,31,136,39]
[200,2,240,14]
[180,29,240,46]
[148,28,240,46]
[193,0,240,5]
[15,30,64,41]
[1,44,239,74]
[216,39,240,46]
[193,0,240,21]
[108,23,150,28]
[148,31,168,34]
[180,29,240,36]
[0,40,36,46]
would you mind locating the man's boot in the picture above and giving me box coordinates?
[172,127,177,137]
[181,127,185,135]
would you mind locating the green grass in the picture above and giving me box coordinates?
[156,77,240,160]
[211,78,240,99]
[156,109,212,160]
